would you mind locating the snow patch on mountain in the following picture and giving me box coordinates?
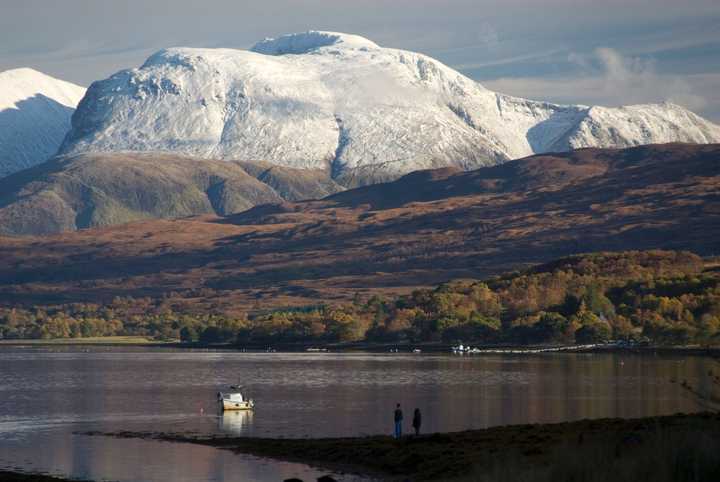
[560,102,720,150]
[59,32,720,184]
[251,31,379,55]
[0,68,86,177]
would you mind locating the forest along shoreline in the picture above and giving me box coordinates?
[2,251,719,352]
[80,412,720,481]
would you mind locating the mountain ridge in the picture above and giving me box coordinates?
[57,31,720,185]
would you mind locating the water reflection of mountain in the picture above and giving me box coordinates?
[220,410,254,435]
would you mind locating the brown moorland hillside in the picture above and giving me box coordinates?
[0,143,717,311]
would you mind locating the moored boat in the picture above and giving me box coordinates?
[218,386,254,411]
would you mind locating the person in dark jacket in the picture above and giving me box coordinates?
[412,408,422,436]
[394,403,403,439]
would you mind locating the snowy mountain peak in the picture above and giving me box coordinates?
[0,67,84,110]
[0,67,48,85]
[251,31,380,55]
[0,68,85,177]
[58,32,720,185]
[0,67,53,84]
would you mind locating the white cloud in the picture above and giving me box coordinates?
[568,47,706,111]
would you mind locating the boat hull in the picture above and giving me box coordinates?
[220,399,254,411]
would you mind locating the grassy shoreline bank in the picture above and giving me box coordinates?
[2,337,720,359]
[0,336,172,346]
[83,412,720,481]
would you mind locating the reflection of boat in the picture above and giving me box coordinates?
[220,409,254,435]
[217,386,255,411]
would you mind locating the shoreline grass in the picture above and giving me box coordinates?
[2,338,719,360]
[0,336,174,346]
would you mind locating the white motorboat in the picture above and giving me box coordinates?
[217,386,254,411]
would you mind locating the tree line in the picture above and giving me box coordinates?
[1,250,719,346]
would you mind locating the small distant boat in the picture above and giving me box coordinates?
[218,386,254,411]
[451,344,481,354]
[412,348,422,353]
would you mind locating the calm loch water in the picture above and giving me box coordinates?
[0,347,715,481]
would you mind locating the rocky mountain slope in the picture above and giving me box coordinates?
[0,68,85,177]
[0,152,343,235]
[58,31,720,185]
[1,143,717,308]
[235,160,343,201]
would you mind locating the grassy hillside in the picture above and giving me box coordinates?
[0,152,344,235]
[2,250,718,346]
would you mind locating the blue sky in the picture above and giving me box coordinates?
[1,0,719,120]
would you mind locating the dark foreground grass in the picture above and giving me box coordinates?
[83,412,720,481]
[0,472,75,481]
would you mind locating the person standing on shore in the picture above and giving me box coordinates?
[412,408,422,436]
[394,403,403,439]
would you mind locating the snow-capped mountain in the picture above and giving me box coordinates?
[59,31,720,185]
[0,68,85,177]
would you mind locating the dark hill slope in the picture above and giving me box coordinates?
[0,143,717,308]
[324,143,716,209]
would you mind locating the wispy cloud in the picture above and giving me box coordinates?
[567,47,706,111]
[451,48,565,71]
